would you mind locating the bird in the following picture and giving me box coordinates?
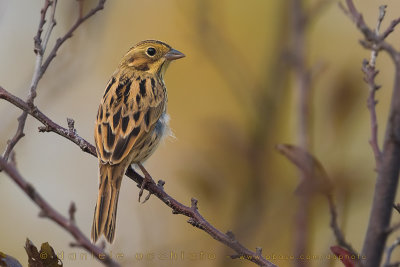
[91,40,185,243]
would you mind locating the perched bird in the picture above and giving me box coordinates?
[91,40,185,243]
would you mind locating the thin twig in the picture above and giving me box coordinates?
[394,203,400,214]
[1,0,105,163]
[361,5,387,169]
[327,195,358,256]
[290,1,312,266]
[39,0,106,81]
[386,221,400,235]
[384,237,400,267]
[0,87,94,155]
[381,18,400,40]
[0,157,120,267]
[276,144,360,262]
[341,1,400,266]
[29,0,58,104]
[0,86,276,267]
[2,0,54,161]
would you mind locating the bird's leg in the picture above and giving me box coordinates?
[138,163,155,203]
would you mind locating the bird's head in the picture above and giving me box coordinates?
[120,40,185,79]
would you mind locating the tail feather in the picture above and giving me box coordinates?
[91,163,124,243]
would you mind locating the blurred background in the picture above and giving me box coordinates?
[1,0,400,266]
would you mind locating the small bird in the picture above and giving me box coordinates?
[91,40,185,243]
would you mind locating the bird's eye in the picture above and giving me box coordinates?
[146,47,156,57]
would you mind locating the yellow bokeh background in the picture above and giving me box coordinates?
[1,0,400,266]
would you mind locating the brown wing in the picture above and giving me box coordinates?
[94,73,165,165]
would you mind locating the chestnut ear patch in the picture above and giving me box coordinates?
[136,63,149,71]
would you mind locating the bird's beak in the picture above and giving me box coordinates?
[164,49,185,61]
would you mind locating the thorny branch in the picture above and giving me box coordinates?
[341,1,400,266]
[0,84,277,267]
[0,158,120,267]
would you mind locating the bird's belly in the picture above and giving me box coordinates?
[130,112,170,163]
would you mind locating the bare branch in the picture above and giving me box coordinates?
[0,1,277,265]
[384,237,400,267]
[277,144,359,261]
[0,87,95,155]
[0,86,276,267]
[0,157,119,267]
[341,1,400,266]
[29,0,58,104]
[327,195,359,256]
[2,112,28,162]
[385,221,400,235]
[289,1,313,265]
[39,0,106,80]
[1,0,105,163]
[394,203,400,214]
[381,17,400,40]
[69,202,76,223]
[361,5,389,169]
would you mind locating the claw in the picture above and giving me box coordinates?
[137,163,155,203]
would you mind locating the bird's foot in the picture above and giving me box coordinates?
[138,163,155,203]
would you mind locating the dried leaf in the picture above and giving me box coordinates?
[276,144,333,195]
[330,246,356,267]
[25,239,62,267]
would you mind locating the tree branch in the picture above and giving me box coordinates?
[361,5,386,169]
[0,157,120,267]
[327,195,358,257]
[341,1,400,266]
[1,0,105,163]
[0,86,276,266]
[384,237,400,267]
[276,144,360,263]
[39,0,106,81]
[0,1,277,265]
[290,1,312,265]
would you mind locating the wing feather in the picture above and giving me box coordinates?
[95,73,165,165]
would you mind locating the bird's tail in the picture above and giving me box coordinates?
[91,163,125,243]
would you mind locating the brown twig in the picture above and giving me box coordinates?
[125,168,276,267]
[0,86,276,267]
[0,87,94,155]
[384,237,400,267]
[394,203,400,214]
[0,1,276,265]
[327,195,358,256]
[276,144,360,262]
[361,5,387,169]
[0,158,119,267]
[38,0,106,81]
[2,0,54,162]
[341,1,400,266]
[290,1,312,265]
[1,0,105,163]
[385,221,400,235]
[69,202,76,223]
